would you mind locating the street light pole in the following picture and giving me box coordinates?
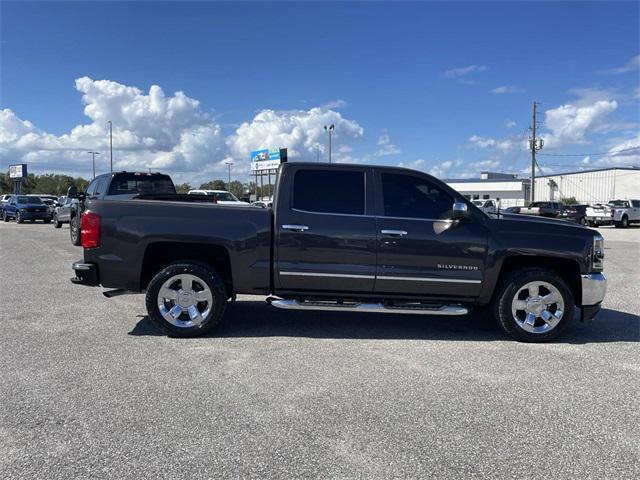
[87,151,100,179]
[225,160,234,188]
[107,120,113,173]
[324,124,335,163]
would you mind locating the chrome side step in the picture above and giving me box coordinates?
[266,297,468,316]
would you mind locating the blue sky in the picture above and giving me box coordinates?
[1,1,639,183]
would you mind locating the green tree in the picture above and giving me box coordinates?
[175,183,192,194]
[228,180,244,198]
[561,197,578,205]
[199,179,227,190]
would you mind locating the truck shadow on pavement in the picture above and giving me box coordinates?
[129,301,639,344]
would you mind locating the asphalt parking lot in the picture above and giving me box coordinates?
[1,222,638,479]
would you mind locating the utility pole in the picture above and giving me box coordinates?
[529,102,543,204]
[107,120,113,173]
[87,151,100,179]
[324,124,335,163]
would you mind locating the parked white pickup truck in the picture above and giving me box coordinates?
[609,199,640,228]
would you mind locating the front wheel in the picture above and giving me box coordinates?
[493,268,574,342]
[145,262,227,337]
[70,215,81,245]
[53,214,62,228]
[15,212,23,224]
[2,211,8,222]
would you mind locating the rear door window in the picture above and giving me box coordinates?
[293,169,365,215]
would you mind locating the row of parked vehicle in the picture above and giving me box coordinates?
[470,198,639,228]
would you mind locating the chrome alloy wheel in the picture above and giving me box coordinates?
[157,274,214,328]
[511,281,565,334]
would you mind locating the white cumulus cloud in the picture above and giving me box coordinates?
[543,100,618,148]
[374,130,401,157]
[226,107,363,162]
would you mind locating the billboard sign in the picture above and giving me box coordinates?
[251,147,282,172]
[9,164,27,179]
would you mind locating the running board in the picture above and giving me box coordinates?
[266,297,469,316]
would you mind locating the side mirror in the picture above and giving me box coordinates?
[452,202,470,221]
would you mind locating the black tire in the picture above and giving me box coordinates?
[70,215,81,245]
[145,262,227,338]
[2,211,8,222]
[44,218,51,224]
[620,215,629,228]
[16,212,23,224]
[53,214,62,228]
[492,268,574,343]
[579,216,588,226]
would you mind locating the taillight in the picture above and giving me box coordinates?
[81,211,100,248]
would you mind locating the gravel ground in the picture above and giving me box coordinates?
[0,222,638,479]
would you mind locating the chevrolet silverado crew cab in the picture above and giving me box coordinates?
[70,163,606,342]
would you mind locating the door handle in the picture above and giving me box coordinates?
[380,229,408,237]
[282,224,309,232]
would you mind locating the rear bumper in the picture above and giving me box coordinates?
[71,261,99,287]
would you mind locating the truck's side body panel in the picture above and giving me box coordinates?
[83,199,272,293]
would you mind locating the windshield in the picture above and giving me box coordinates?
[212,192,239,202]
[472,200,483,206]
[17,196,44,204]
[107,173,176,195]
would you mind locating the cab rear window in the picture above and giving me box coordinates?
[107,174,175,195]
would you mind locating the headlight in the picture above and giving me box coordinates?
[591,234,604,272]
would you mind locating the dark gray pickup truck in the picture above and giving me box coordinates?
[71,163,606,342]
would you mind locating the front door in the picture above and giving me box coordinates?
[374,171,488,299]
[275,167,377,294]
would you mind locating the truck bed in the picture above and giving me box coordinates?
[83,199,273,293]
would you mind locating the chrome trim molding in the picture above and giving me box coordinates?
[581,273,607,306]
[377,275,481,284]
[279,271,481,284]
[280,271,376,279]
[267,298,468,316]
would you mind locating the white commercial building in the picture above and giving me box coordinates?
[445,167,640,207]
[532,167,640,204]
[445,172,530,207]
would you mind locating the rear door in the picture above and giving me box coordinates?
[275,166,377,293]
[373,170,488,298]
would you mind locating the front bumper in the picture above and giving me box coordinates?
[580,273,606,322]
[71,261,99,287]
[21,211,50,220]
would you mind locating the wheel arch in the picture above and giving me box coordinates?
[494,255,582,306]
[140,242,233,297]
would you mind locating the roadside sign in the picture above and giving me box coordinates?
[251,148,284,172]
[9,164,27,178]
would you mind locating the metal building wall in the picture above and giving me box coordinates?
[533,169,640,204]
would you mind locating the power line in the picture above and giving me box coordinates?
[538,146,640,157]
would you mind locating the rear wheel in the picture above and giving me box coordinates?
[70,215,81,245]
[493,268,574,342]
[145,262,227,338]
